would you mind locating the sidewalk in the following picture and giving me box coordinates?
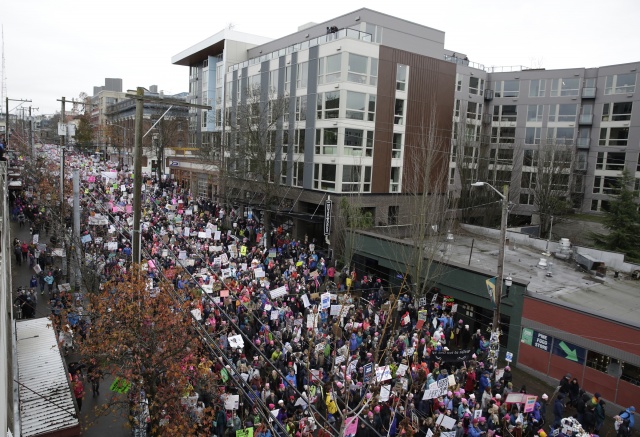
[11,220,130,436]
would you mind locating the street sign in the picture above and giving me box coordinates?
[324,199,332,236]
[505,351,513,362]
[169,161,179,167]
[553,339,586,364]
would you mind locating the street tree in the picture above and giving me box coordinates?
[146,109,188,181]
[589,169,640,262]
[74,114,94,151]
[77,266,216,435]
[223,83,289,247]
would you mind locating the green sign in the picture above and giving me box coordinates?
[221,368,229,383]
[110,377,131,394]
[521,328,533,346]
[236,428,254,437]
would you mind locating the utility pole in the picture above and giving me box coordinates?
[5,97,32,149]
[126,87,210,264]
[73,169,82,290]
[494,184,509,331]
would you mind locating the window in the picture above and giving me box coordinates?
[293,128,305,153]
[494,80,519,98]
[296,62,309,89]
[368,95,376,122]
[388,206,399,225]
[621,362,640,387]
[396,64,408,91]
[525,127,541,145]
[269,69,279,94]
[593,176,621,194]
[295,96,307,121]
[317,91,340,119]
[390,167,401,192]
[318,54,342,84]
[467,102,482,120]
[575,151,588,171]
[523,149,539,167]
[469,77,484,96]
[342,165,362,192]
[347,53,368,84]
[293,161,304,187]
[284,65,292,91]
[529,79,546,97]
[346,91,366,120]
[454,99,461,118]
[605,73,636,94]
[548,104,578,122]
[315,128,338,154]
[547,127,574,144]
[596,152,626,170]
[493,105,517,122]
[520,172,535,189]
[586,351,621,375]
[369,58,378,86]
[491,127,516,144]
[527,105,544,122]
[344,128,367,156]
[599,127,629,146]
[456,73,462,92]
[392,133,403,158]
[394,99,405,125]
[602,102,633,121]
[550,77,580,96]
[313,163,336,191]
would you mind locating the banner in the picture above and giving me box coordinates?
[431,349,474,363]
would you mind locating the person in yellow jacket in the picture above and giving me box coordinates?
[326,391,338,417]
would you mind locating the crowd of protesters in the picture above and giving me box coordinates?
[11,147,635,437]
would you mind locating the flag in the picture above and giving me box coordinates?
[485,277,497,307]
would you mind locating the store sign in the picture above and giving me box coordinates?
[521,328,552,352]
[552,339,586,364]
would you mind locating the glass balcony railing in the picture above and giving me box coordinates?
[579,114,593,124]
[577,137,590,148]
[582,87,596,98]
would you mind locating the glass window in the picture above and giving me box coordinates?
[527,105,544,122]
[557,104,578,122]
[390,167,401,192]
[467,102,480,120]
[469,77,484,96]
[316,91,340,120]
[294,128,305,153]
[313,163,336,191]
[602,102,633,121]
[392,133,403,158]
[394,99,405,125]
[293,161,304,187]
[454,99,461,118]
[547,127,575,144]
[344,128,364,154]
[493,105,517,122]
[605,73,636,94]
[491,127,516,144]
[456,73,462,92]
[297,62,308,89]
[529,79,546,97]
[347,53,368,84]
[369,58,378,86]
[314,128,337,155]
[596,152,626,170]
[346,91,366,120]
[296,96,307,121]
[342,165,362,192]
[599,127,629,146]
[551,77,580,96]
[368,95,376,122]
[525,127,541,145]
[621,362,640,387]
[326,54,342,83]
[495,80,519,98]
[396,64,408,91]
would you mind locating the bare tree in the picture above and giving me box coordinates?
[224,83,289,247]
[147,109,188,181]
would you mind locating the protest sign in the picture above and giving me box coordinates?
[379,385,391,402]
[396,364,408,376]
[228,335,244,349]
[375,365,392,382]
[344,417,358,436]
[271,311,279,321]
[225,394,240,410]
[436,414,456,430]
[330,305,343,316]
[301,294,311,308]
[270,286,287,299]
[431,349,474,363]
[321,293,331,309]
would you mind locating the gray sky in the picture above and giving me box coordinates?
[3,0,639,115]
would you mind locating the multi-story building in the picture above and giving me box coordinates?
[172,8,640,241]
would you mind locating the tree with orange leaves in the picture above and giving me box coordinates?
[77,265,217,436]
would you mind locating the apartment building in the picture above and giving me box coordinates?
[172,8,639,240]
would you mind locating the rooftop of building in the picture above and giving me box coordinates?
[437,225,640,328]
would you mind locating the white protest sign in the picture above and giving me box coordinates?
[271,310,279,321]
[437,378,449,390]
[330,305,343,316]
[375,365,392,382]
[396,364,408,376]
[321,293,331,310]
[301,294,311,308]
[270,286,287,299]
[228,335,244,349]
[403,347,415,357]
[191,308,202,321]
[224,394,240,410]
[335,356,345,365]
[255,268,266,278]
[436,414,457,430]
[380,385,391,402]
[448,374,456,387]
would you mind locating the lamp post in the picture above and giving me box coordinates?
[471,181,509,337]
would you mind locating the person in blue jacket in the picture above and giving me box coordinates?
[619,406,635,430]
[553,393,565,428]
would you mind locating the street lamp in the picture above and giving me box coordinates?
[471,181,509,337]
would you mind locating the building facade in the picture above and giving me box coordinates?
[173,8,640,241]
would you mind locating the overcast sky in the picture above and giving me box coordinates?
[3,0,639,115]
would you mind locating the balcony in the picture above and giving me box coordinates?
[582,87,596,98]
[576,137,590,148]
[579,114,593,125]
[484,89,494,101]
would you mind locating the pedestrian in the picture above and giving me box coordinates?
[14,243,22,266]
[73,377,85,412]
[553,393,565,428]
[87,358,102,396]
[595,397,606,433]
[44,271,54,294]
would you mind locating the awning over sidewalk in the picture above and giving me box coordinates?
[16,318,80,437]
